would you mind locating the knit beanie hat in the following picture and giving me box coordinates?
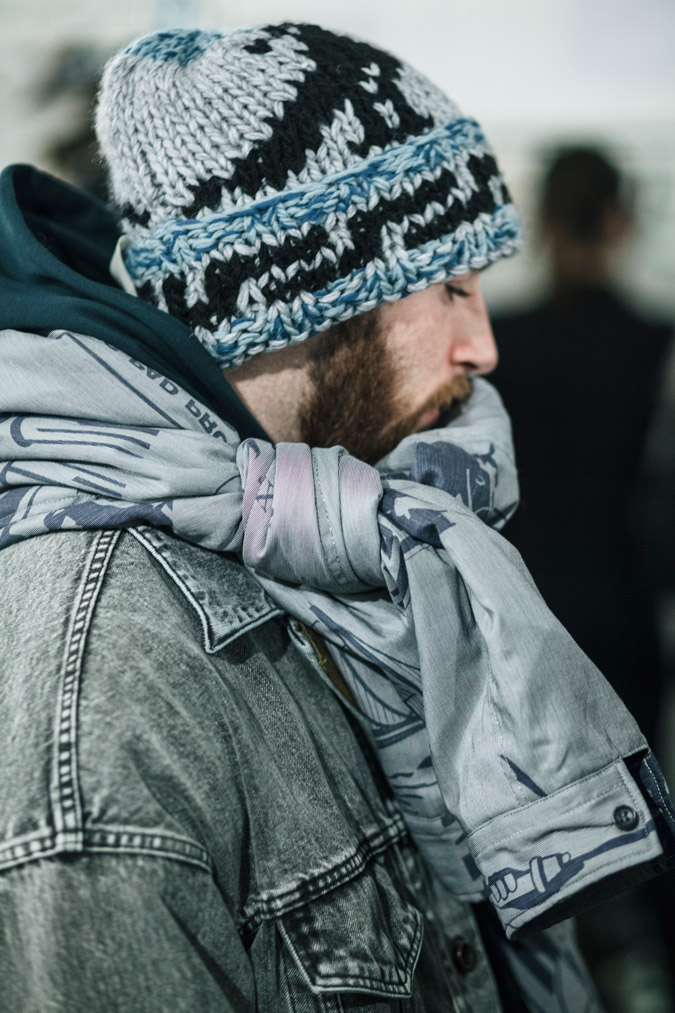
[96,23,522,368]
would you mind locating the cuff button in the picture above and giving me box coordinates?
[614,805,639,831]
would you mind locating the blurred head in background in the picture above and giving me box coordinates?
[539,146,633,292]
[34,43,109,201]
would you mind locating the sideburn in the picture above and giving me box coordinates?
[298,309,400,465]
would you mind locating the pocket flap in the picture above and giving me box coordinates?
[278,859,423,997]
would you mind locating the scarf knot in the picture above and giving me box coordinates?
[238,439,383,592]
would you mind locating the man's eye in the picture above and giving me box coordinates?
[445,283,470,301]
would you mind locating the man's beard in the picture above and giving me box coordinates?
[298,310,472,465]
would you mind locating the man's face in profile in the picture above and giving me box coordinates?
[300,272,498,464]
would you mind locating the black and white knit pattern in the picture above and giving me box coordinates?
[96,23,522,367]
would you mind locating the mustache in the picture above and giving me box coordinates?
[408,373,473,430]
[379,373,473,459]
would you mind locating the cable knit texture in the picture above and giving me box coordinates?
[96,23,522,366]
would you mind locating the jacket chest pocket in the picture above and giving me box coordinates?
[271,857,424,1011]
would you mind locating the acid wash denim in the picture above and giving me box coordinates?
[0,525,517,1013]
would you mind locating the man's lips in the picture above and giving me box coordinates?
[414,375,473,432]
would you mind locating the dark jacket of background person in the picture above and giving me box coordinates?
[491,148,675,1011]
[491,148,672,742]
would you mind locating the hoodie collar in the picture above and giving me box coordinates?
[0,164,266,441]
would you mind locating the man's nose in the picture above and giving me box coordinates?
[453,295,499,375]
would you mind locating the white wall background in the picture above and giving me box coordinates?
[1,0,674,315]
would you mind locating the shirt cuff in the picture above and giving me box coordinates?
[468,750,675,939]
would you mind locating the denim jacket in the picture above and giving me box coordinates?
[0,525,528,1012]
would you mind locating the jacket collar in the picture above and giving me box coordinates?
[129,526,281,653]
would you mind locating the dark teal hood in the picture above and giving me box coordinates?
[0,164,266,439]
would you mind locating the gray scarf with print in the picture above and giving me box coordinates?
[1,327,668,957]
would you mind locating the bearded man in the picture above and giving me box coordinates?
[1,23,673,1013]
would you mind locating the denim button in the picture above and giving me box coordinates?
[452,938,477,974]
[614,805,639,831]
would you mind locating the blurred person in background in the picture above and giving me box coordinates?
[2,27,675,1013]
[492,147,675,1012]
[33,43,109,201]
[492,147,673,742]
